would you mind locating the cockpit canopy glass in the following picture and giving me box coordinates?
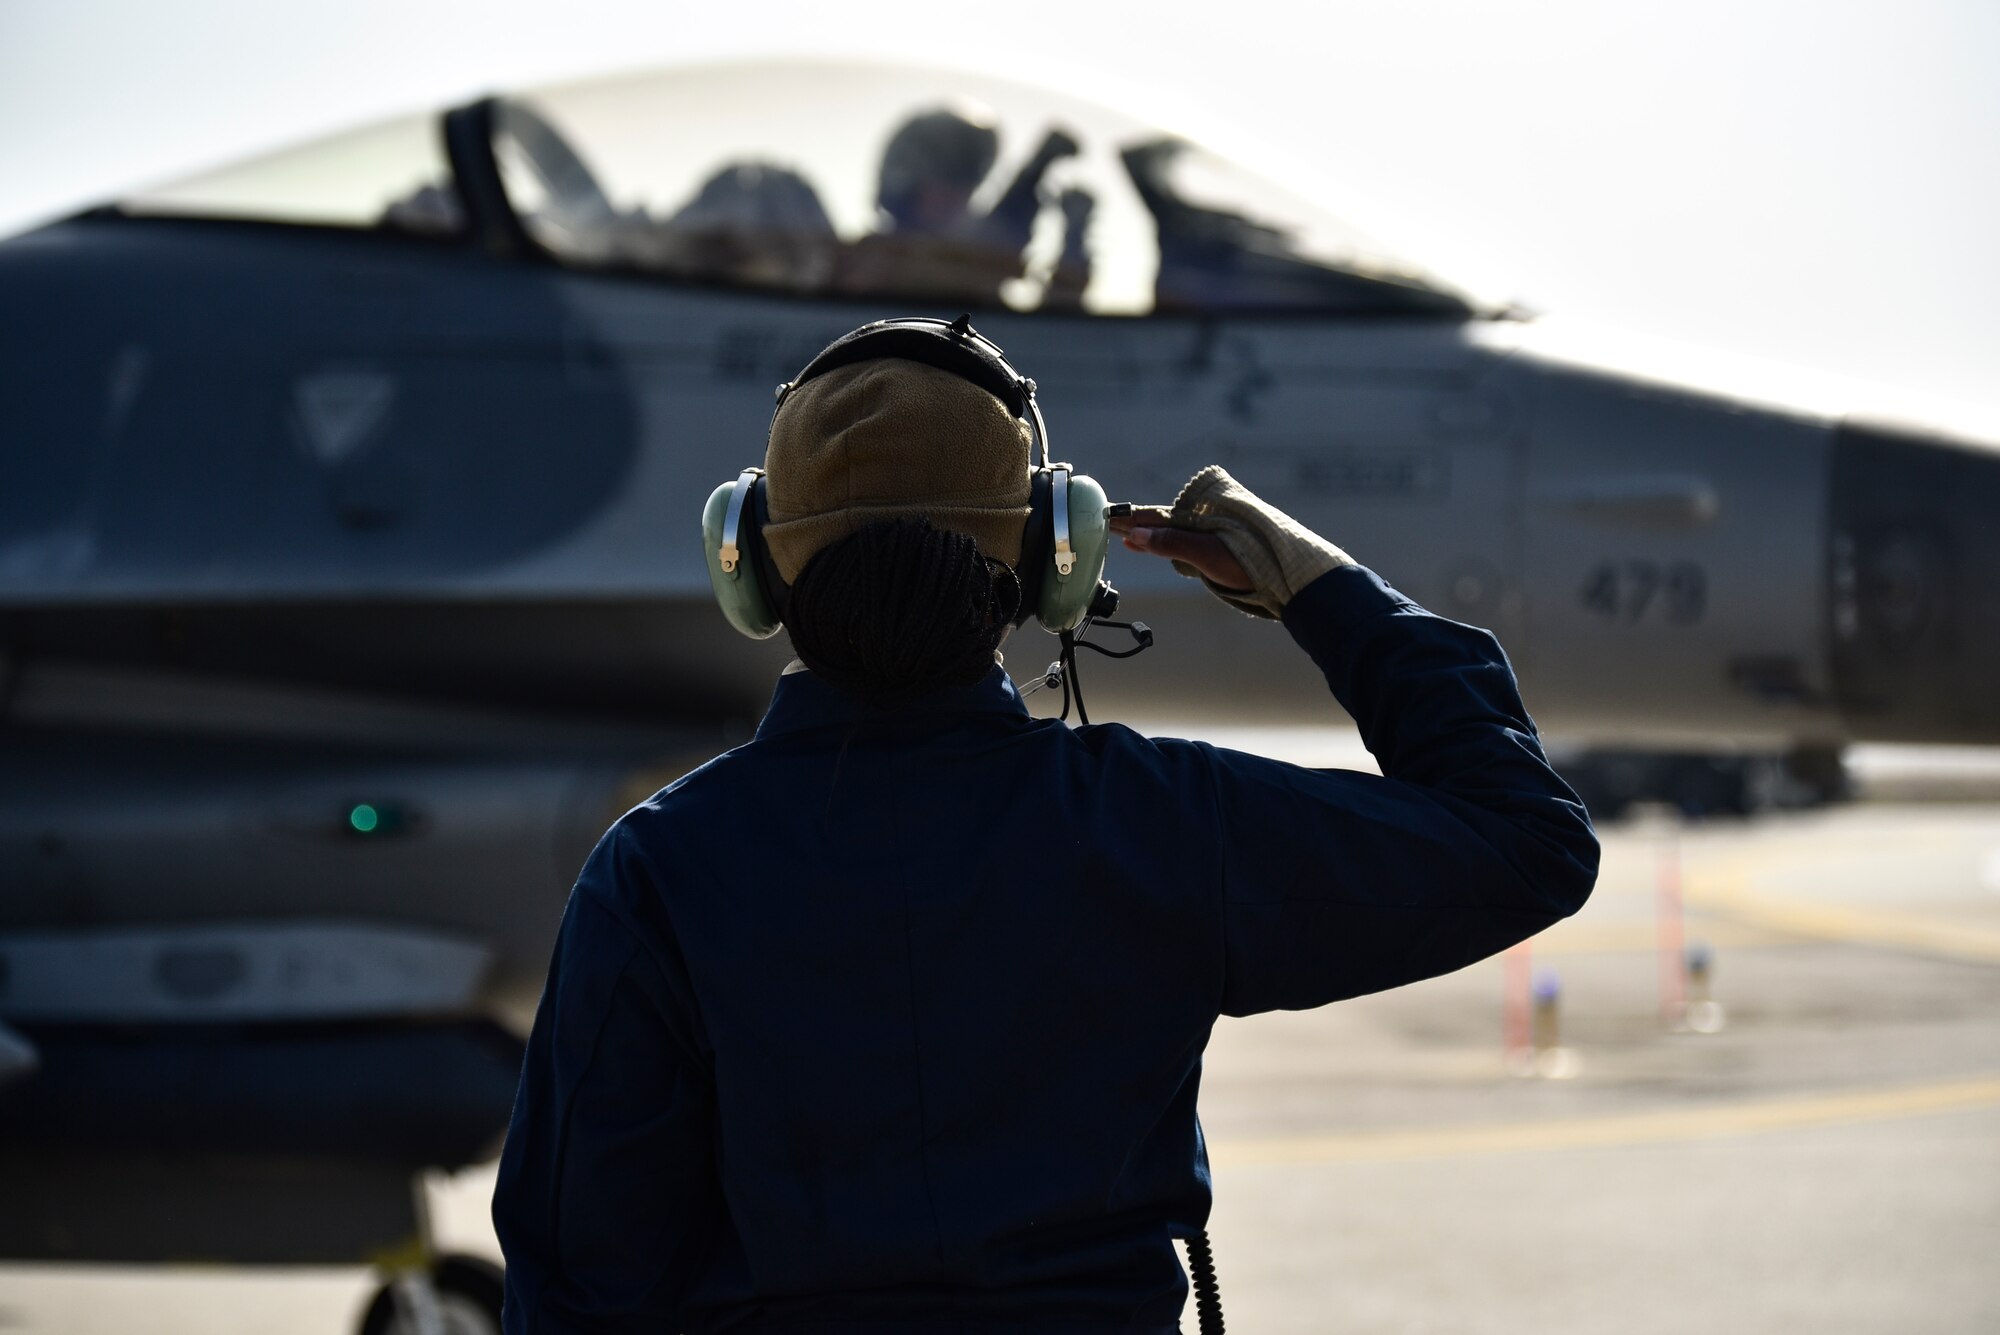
[120,62,1472,317]
[121,113,465,237]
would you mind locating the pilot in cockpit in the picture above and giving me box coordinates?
[656,160,840,291]
[838,104,1094,307]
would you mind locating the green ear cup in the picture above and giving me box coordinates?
[704,469,1107,640]
[701,480,783,640]
[1038,472,1110,633]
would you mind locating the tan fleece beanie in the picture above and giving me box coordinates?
[761,357,1034,584]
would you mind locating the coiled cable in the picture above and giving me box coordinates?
[1184,1229,1225,1335]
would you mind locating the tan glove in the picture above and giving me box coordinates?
[1126,465,1354,619]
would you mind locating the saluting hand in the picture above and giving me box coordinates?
[1107,508,1254,592]
[1108,467,1354,620]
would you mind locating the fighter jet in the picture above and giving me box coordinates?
[2,60,1996,1332]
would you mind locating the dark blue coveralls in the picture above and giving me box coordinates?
[492,564,1599,1333]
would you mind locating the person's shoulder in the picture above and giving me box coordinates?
[582,742,768,892]
[643,742,752,802]
[1066,719,1217,784]
[614,743,761,839]
[1071,720,1361,795]
[1061,714,1200,750]
[557,746,775,944]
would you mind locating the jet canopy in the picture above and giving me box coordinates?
[120,62,1473,318]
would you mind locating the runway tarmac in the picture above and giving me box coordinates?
[3,801,1997,1334]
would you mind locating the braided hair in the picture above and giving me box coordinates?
[785,517,1022,702]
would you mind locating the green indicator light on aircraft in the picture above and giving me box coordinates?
[348,803,380,834]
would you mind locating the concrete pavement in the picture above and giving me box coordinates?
[4,803,1997,1333]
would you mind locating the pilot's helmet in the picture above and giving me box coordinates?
[672,162,834,236]
[877,105,1001,228]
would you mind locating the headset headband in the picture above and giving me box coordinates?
[708,314,1117,653]
[772,315,1053,470]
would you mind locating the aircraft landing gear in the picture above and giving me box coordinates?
[358,1253,505,1335]
[357,1173,503,1335]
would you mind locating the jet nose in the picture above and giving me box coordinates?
[1830,419,2000,742]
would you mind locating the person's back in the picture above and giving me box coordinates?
[492,318,1598,1333]
[588,688,1220,1327]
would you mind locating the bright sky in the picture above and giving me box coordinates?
[2,0,1996,410]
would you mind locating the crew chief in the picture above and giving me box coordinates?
[492,336,1599,1332]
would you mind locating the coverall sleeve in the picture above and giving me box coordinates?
[1211,565,1599,1016]
[492,830,719,1334]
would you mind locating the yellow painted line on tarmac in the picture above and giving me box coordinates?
[1683,870,2000,965]
[1211,1074,2000,1166]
